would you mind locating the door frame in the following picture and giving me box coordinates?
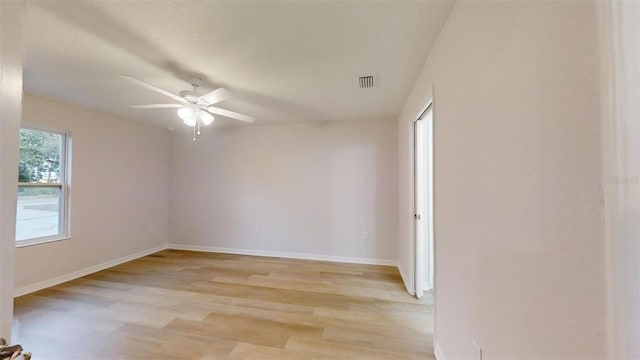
[413,100,433,299]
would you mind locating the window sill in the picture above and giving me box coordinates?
[16,236,70,248]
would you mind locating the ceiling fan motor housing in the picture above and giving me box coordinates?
[179,90,200,103]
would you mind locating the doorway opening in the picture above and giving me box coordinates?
[414,102,433,299]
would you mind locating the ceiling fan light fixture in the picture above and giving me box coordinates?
[198,110,214,125]
[177,106,196,126]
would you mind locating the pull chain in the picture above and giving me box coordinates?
[192,117,201,142]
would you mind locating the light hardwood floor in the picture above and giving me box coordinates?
[13,250,434,359]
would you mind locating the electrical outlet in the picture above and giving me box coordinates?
[472,339,482,360]
[362,232,369,242]
[147,226,154,234]
[255,226,261,235]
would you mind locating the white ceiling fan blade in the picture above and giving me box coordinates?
[120,75,187,104]
[130,104,183,109]
[198,88,233,105]
[206,106,255,123]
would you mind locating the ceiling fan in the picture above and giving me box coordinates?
[120,74,255,140]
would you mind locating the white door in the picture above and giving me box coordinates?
[414,104,433,298]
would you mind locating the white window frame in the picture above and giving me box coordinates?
[16,123,72,247]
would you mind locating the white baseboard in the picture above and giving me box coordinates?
[397,261,415,295]
[434,341,446,360]
[168,243,397,266]
[14,244,168,297]
[14,243,397,297]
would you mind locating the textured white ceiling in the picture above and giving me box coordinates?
[24,1,454,128]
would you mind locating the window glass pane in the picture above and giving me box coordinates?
[15,186,61,241]
[19,128,62,183]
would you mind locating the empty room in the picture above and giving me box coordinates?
[1,1,639,359]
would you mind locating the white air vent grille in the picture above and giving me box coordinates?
[358,75,375,89]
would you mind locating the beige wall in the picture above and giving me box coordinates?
[170,119,398,263]
[398,1,606,358]
[14,94,170,290]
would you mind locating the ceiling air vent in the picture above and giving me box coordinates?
[358,75,376,89]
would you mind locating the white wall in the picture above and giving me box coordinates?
[599,1,640,358]
[398,1,606,358]
[170,119,398,264]
[14,94,170,291]
[0,1,24,339]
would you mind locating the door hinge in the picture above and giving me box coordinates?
[415,214,421,220]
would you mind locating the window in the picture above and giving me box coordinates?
[16,124,71,246]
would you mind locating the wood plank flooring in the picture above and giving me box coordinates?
[13,250,434,359]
